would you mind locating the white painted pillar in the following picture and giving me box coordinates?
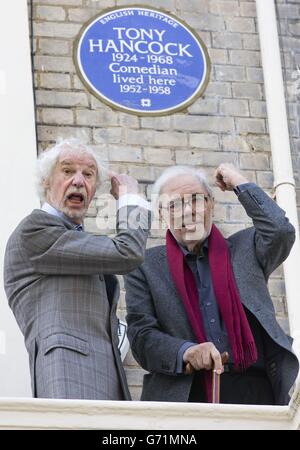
[255,0,300,358]
[0,0,39,396]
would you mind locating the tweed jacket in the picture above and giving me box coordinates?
[125,186,299,405]
[4,204,150,400]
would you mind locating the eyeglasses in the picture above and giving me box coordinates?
[160,193,210,216]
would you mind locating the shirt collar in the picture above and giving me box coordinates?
[179,238,208,258]
[41,202,84,230]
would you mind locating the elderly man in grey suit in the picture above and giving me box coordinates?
[4,138,150,400]
[125,163,299,405]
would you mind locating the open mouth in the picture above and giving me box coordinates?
[182,224,198,231]
[182,221,204,231]
[66,193,85,206]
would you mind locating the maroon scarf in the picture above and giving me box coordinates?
[166,225,257,402]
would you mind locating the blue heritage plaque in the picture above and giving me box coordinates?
[74,6,210,116]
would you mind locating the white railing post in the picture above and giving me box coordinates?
[255,0,300,360]
[0,0,39,396]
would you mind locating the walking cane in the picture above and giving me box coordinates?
[185,351,229,403]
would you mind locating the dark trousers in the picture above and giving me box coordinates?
[188,369,275,405]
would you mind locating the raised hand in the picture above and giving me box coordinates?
[215,163,248,192]
[108,171,139,200]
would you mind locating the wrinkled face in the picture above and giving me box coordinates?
[44,149,98,224]
[159,175,214,251]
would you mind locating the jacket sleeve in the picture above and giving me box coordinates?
[20,206,150,275]
[125,267,188,376]
[238,185,295,278]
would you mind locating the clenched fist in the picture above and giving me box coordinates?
[109,172,139,200]
[215,163,248,192]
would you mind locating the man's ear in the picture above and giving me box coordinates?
[42,178,51,199]
[43,178,50,188]
[158,206,171,234]
[159,207,167,226]
[211,197,215,217]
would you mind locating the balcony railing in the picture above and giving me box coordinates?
[0,380,299,430]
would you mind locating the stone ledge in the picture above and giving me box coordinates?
[0,390,298,430]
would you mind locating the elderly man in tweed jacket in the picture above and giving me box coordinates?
[125,163,298,405]
[4,138,150,400]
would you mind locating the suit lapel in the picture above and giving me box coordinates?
[155,246,199,341]
[104,274,119,308]
[157,247,177,290]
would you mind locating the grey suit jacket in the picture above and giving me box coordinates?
[125,186,299,405]
[4,204,150,400]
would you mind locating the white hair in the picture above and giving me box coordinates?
[36,138,106,201]
[152,165,213,199]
